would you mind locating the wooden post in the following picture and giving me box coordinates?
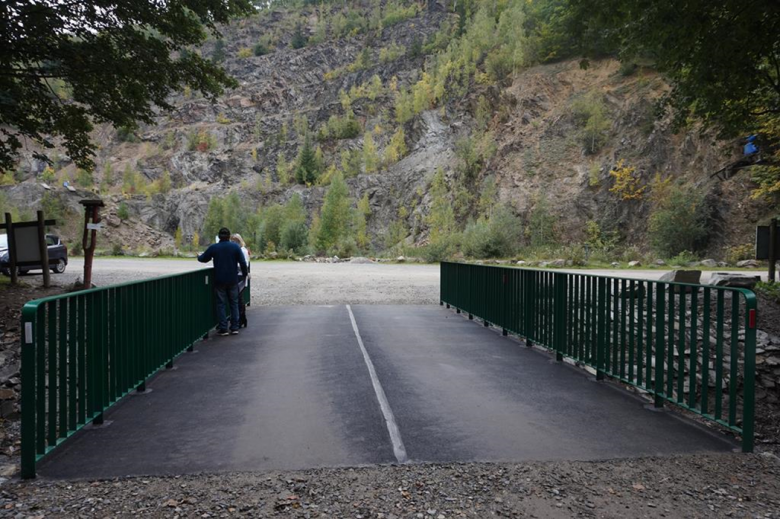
[4,213,17,285]
[770,218,778,283]
[80,200,104,289]
[36,211,50,288]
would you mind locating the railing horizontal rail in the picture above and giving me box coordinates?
[440,262,757,452]
[20,267,247,479]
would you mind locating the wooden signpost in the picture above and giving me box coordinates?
[80,199,105,289]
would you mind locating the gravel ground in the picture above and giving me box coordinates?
[4,259,780,517]
[46,258,442,306]
[2,454,779,518]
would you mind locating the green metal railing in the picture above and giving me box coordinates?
[441,262,758,452]
[20,268,250,479]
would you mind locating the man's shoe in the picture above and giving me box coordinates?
[218,329,229,336]
[230,330,239,335]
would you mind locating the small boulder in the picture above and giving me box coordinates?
[659,270,702,292]
[700,258,718,267]
[737,259,760,268]
[611,262,620,267]
[628,260,641,267]
[654,259,666,266]
[396,256,405,263]
[709,272,760,289]
[516,260,526,266]
[550,259,566,267]
[350,257,374,264]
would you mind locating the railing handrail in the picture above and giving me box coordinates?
[20,266,236,479]
[20,266,214,310]
[442,261,760,299]
[440,261,757,453]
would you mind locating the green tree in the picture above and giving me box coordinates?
[75,168,94,188]
[462,205,522,259]
[117,202,130,220]
[315,171,352,253]
[528,194,557,247]
[295,135,321,184]
[648,184,708,257]
[569,0,780,165]
[383,128,407,166]
[291,24,308,49]
[0,0,253,172]
[355,193,371,249]
[174,227,183,250]
[426,168,456,244]
[363,133,379,173]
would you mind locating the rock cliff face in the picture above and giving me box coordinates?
[1,3,774,256]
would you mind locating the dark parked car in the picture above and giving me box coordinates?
[0,234,68,276]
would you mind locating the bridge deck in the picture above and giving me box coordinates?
[38,305,734,479]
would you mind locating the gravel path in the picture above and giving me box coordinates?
[43,258,442,306]
[3,454,779,517]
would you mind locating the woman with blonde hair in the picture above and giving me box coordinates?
[231,233,250,328]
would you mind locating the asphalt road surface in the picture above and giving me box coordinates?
[38,304,734,480]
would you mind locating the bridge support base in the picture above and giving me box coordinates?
[187,345,194,352]
[446,304,450,309]
[526,339,533,348]
[94,413,104,425]
[483,320,489,327]
[502,328,508,336]
[137,381,146,393]
[468,314,473,320]
[165,361,174,369]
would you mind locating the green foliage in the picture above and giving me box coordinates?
[462,205,522,259]
[174,227,183,250]
[726,243,754,265]
[583,220,619,253]
[117,202,130,220]
[319,111,361,141]
[568,0,780,143]
[280,221,309,253]
[755,281,780,304]
[571,91,610,155]
[648,184,708,258]
[202,192,256,248]
[253,38,271,56]
[0,0,253,172]
[237,47,252,58]
[380,0,419,27]
[290,24,308,49]
[41,166,56,185]
[379,42,405,63]
[211,39,226,62]
[426,167,457,249]
[187,129,217,152]
[383,128,407,167]
[41,192,67,223]
[455,131,496,180]
[355,193,371,250]
[362,133,379,174]
[314,171,352,253]
[477,175,498,219]
[116,126,139,143]
[295,135,322,185]
[75,168,94,188]
[276,152,292,185]
[527,195,557,247]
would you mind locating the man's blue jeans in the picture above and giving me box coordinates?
[215,283,240,332]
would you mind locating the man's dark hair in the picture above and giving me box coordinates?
[218,228,230,240]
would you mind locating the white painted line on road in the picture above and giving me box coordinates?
[346,304,408,464]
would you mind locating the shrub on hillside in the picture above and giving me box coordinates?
[648,184,707,258]
[462,205,522,258]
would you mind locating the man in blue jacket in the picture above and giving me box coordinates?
[197,227,249,336]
